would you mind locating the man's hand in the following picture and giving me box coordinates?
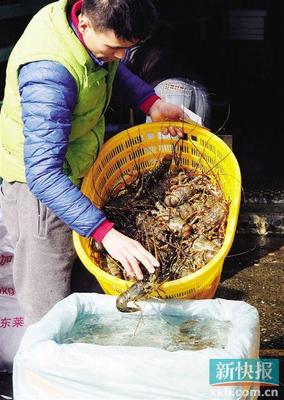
[101,228,159,280]
[148,99,188,137]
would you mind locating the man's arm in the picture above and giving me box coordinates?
[19,60,159,279]
[19,60,108,237]
[114,61,160,113]
[115,61,185,136]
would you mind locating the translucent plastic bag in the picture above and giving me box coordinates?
[149,78,210,127]
[13,293,260,400]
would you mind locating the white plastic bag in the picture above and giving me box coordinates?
[13,293,260,400]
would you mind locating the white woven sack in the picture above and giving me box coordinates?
[13,293,260,400]
[0,201,13,280]
[0,201,26,372]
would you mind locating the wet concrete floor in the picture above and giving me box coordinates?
[217,234,284,351]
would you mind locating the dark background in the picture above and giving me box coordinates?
[0,3,283,397]
[0,0,283,190]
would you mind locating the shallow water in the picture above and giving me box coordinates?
[58,313,232,352]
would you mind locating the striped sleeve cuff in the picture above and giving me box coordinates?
[139,95,160,115]
[91,220,114,242]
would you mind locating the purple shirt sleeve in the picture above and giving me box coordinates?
[114,62,158,110]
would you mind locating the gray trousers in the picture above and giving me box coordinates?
[0,181,76,324]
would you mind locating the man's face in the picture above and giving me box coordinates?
[78,14,138,62]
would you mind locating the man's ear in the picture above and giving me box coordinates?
[78,14,91,35]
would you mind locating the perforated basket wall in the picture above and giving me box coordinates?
[73,121,241,299]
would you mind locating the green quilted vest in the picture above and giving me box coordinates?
[0,0,118,185]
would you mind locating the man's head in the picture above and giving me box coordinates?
[78,0,158,62]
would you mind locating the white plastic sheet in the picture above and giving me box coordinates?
[13,293,260,400]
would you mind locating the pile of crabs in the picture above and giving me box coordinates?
[90,153,229,312]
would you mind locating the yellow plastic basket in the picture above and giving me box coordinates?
[73,121,241,299]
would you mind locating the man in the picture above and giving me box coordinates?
[0,0,185,323]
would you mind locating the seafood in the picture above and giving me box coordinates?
[133,154,173,200]
[194,201,229,237]
[144,154,173,185]
[116,269,161,313]
[164,174,214,207]
[90,240,104,253]
[89,151,229,311]
[172,319,218,350]
[99,255,122,279]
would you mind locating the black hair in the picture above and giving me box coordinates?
[81,0,158,41]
